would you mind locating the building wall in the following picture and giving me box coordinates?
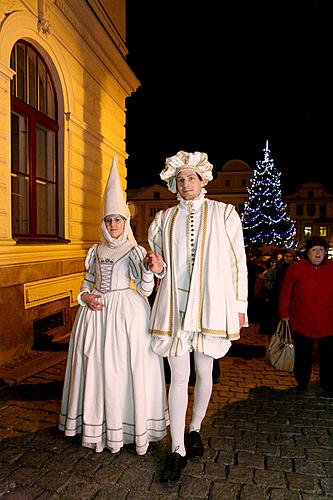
[0,0,139,365]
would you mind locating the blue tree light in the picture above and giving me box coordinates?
[241,141,297,249]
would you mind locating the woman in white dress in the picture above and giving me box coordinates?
[59,159,168,455]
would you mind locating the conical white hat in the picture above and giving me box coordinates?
[103,156,130,220]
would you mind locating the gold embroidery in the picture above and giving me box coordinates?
[150,328,172,336]
[168,207,178,335]
[201,327,227,335]
[198,201,208,330]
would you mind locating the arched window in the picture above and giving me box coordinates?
[10,40,59,240]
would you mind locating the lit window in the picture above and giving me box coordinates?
[320,226,327,237]
[225,179,230,187]
[304,226,312,237]
[10,40,58,239]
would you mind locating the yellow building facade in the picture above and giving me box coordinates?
[0,1,139,364]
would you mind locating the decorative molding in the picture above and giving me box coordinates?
[37,16,52,35]
[0,63,15,80]
[86,0,127,55]
[24,272,85,309]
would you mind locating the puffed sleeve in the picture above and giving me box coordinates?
[224,205,248,314]
[148,210,167,278]
[77,244,97,306]
[128,245,155,297]
[148,210,164,255]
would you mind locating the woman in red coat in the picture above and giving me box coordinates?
[279,236,333,395]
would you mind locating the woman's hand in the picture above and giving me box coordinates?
[144,251,164,274]
[83,293,104,311]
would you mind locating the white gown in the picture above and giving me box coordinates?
[59,243,168,455]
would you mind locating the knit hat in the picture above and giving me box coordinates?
[160,150,213,193]
[305,236,328,253]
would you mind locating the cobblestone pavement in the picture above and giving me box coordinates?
[0,324,332,499]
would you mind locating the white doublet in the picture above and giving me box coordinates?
[148,193,248,359]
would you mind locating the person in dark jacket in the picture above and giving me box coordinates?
[279,236,333,395]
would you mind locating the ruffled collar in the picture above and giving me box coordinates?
[177,188,206,212]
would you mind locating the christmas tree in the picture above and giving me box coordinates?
[241,141,296,249]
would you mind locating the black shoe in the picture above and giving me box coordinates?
[160,452,187,484]
[186,430,204,459]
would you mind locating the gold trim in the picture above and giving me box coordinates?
[201,327,227,335]
[198,200,208,330]
[150,328,172,336]
[168,207,178,335]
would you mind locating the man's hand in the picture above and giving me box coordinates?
[144,251,164,274]
[238,312,245,330]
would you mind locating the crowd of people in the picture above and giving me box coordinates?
[58,150,333,486]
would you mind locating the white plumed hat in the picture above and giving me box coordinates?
[160,150,213,193]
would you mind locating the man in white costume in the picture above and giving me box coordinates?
[146,150,248,483]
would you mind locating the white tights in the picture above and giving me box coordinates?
[167,351,214,456]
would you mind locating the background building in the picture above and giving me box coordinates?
[0,1,139,364]
[127,159,252,249]
[285,181,333,253]
[128,162,333,255]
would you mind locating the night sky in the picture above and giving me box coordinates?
[125,1,333,194]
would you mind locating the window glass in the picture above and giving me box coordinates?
[36,181,56,234]
[47,74,55,119]
[16,43,26,102]
[11,174,30,235]
[38,59,47,114]
[27,47,36,108]
[306,204,316,216]
[36,125,55,181]
[10,40,59,239]
[10,50,16,95]
[320,226,327,237]
[296,204,303,215]
[11,112,29,174]
[319,205,327,216]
